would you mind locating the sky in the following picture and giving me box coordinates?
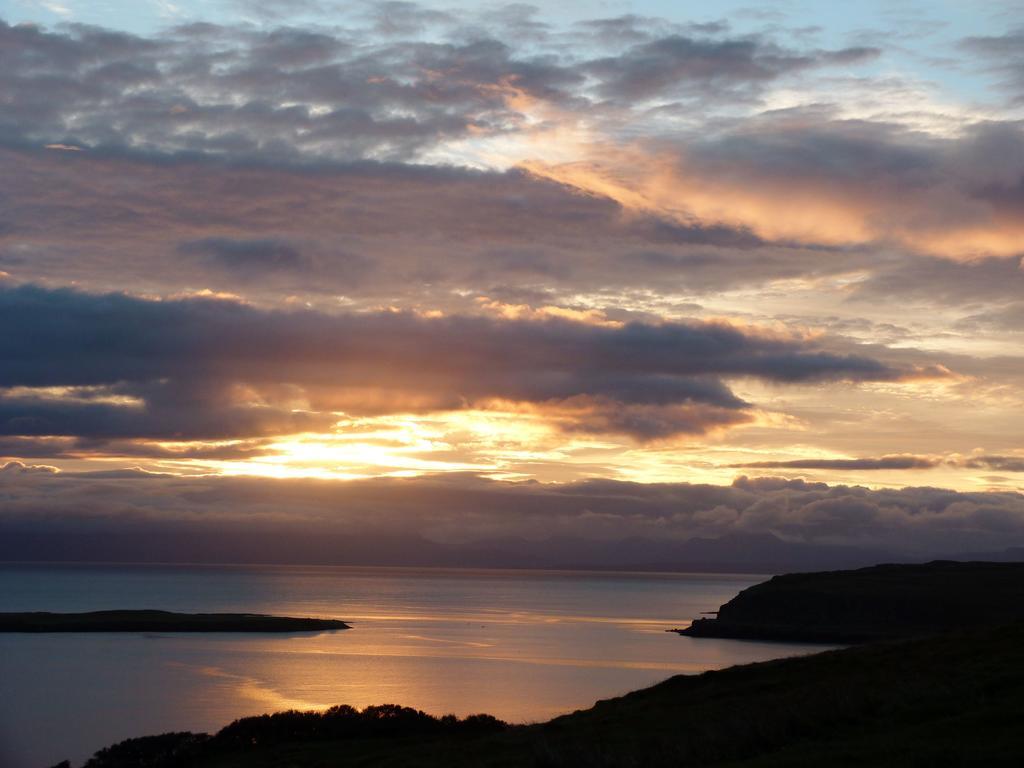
[2,0,1024,559]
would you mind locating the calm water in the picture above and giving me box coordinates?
[0,563,822,767]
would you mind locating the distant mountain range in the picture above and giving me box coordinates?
[1,527,1020,573]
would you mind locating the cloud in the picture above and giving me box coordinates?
[523,117,1024,259]
[0,14,879,166]
[10,128,1020,329]
[1,144,854,305]
[1,10,1020,309]
[0,282,918,442]
[0,6,1020,496]
[733,455,941,470]
[366,1,456,36]
[957,302,1024,333]
[960,29,1024,104]
[0,380,330,440]
[729,454,1024,476]
[0,16,573,163]
[585,35,879,102]
[851,252,1024,306]
[575,16,731,47]
[177,237,314,276]
[0,435,272,461]
[1,470,1022,555]
[2,11,1021,267]
[964,455,1024,473]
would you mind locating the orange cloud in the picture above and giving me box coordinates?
[515,126,1024,260]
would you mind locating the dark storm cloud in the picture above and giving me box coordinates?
[1,470,1022,555]
[0,282,916,442]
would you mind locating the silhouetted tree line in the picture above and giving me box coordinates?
[70,706,505,768]
[214,704,504,747]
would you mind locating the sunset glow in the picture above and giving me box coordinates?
[6,6,1024,768]
[1,0,1023,560]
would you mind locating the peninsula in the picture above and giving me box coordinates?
[677,560,1024,643]
[0,610,350,633]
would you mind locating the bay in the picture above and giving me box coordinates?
[0,563,823,767]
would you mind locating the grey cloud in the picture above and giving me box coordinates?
[472,4,551,41]
[1,470,1022,555]
[573,16,732,51]
[559,400,752,441]
[227,0,338,22]
[0,145,823,304]
[0,380,331,440]
[688,112,939,183]
[852,254,1024,307]
[733,455,941,470]
[6,14,1018,309]
[584,35,879,101]
[955,300,1024,334]
[3,111,1017,303]
[961,29,1024,104]
[965,456,1024,473]
[0,282,914,442]
[0,435,273,461]
[658,114,1024,259]
[0,19,526,162]
[731,454,1024,474]
[0,14,883,165]
[575,16,676,45]
[366,2,456,36]
[178,237,314,275]
[3,138,930,324]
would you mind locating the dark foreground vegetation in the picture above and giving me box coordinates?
[64,618,1024,767]
[679,560,1024,643]
[0,610,349,633]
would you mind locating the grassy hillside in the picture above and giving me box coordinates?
[76,619,1024,768]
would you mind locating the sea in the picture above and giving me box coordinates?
[0,563,827,768]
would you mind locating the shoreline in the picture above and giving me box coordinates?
[62,620,1024,767]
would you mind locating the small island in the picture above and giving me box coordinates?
[0,610,350,633]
